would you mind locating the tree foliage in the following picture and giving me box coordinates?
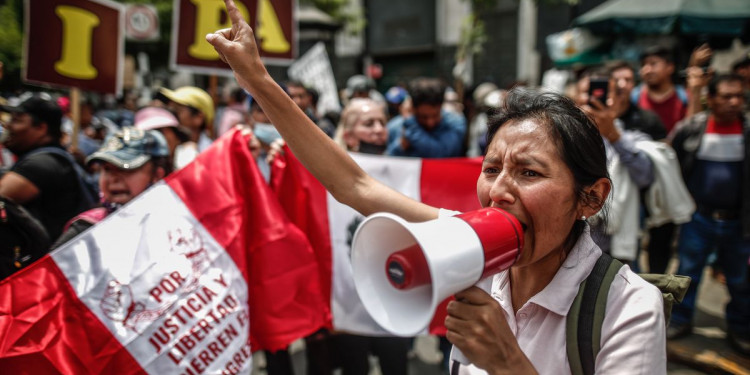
[0,0,23,92]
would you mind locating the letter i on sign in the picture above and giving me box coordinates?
[54,6,99,80]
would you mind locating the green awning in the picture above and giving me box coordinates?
[573,0,750,36]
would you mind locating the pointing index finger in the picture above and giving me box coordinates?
[224,0,244,26]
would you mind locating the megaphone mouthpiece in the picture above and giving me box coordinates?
[386,244,431,290]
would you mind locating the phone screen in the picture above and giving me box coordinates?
[588,78,609,104]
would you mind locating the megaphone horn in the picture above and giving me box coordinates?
[351,207,524,336]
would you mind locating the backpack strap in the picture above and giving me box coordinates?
[20,147,97,206]
[566,252,623,375]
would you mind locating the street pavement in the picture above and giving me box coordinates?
[251,267,750,375]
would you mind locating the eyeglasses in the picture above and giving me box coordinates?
[716,93,745,101]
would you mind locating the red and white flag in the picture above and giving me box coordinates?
[271,150,482,336]
[0,130,328,374]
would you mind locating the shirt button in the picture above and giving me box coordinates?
[519,313,527,319]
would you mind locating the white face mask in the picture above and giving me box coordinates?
[253,122,281,144]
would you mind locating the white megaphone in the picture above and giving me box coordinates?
[351,207,524,337]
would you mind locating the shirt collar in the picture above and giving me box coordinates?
[491,226,602,316]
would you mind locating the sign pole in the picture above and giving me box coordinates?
[209,74,218,139]
[70,87,80,150]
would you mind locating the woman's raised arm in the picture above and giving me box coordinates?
[206,0,437,222]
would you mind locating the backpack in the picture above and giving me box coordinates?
[0,196,51,281]
[20,146,98,209]
[566,253,691,375]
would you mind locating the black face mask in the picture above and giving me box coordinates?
[358,141,386,155]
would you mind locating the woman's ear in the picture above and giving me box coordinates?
[580,177,611,218]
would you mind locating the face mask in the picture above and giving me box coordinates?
[254,122,282,145]
[358,141,386,155]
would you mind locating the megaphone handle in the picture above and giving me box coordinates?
[450,345,470,365]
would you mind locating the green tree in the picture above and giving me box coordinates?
[0,0,23,93]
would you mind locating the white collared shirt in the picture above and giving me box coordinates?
[451,226,666,374]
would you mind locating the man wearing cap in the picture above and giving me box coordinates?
[158,86,214,169]
[0,93,93,241]
[386,77,466,158]
[54,127,171,246]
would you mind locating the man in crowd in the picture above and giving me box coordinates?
[608,61,667,140]
[386,77,466,157]
[286,80,335,138]
[633,45,687,134]
[667,74,750,357]
[0,94,93,241]
[633,46,688,276]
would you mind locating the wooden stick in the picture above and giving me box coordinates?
[70,87,81,149]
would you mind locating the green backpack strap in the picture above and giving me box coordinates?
[566,252,623,375]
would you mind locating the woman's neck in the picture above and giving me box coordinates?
[508,248,567,314]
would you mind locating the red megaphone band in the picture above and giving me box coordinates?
[385,208,524,290]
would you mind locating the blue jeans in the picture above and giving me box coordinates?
[670,213,750,337]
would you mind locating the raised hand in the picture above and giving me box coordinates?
[205,0,267,91]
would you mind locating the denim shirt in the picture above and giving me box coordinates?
[386,110,467,158]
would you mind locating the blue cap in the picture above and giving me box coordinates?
[385,86,408,104]
[87,127,169,170]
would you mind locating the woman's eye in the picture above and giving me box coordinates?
[522,169,539,177]
[483,167,499,174]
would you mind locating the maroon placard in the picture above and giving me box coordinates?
[171,0,296,75]
[24,0,123,94]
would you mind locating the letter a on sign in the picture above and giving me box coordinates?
[24,0,124,94]
[172,0,296,75]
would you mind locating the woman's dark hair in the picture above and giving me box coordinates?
[486,88,610,253]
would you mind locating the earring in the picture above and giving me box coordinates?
[581,215,587,221]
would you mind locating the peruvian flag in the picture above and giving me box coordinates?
[0,130,328,373]
[271,149,482,336]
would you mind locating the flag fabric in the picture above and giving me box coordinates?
[271,149,482,336]
[0,130,328,374]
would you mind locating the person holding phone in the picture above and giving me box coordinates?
[577,67,657,265]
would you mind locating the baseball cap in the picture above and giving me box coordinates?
[159,86,215,125]
[87,127,169,170]
[346,75,373,98]
[1,93,62,131]
[385,86,408,104]
[134,107,179,131]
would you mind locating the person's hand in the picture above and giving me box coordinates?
[688,43,712,68]
[686,66,713,92]
[445,287,536,374]
[266,138,286,164]
[237,124,261,159]
[205,0,268,91]
[582,99,620,143]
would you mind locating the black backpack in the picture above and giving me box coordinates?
[0,196,51,281]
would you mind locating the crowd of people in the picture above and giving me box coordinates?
[1,5,750,372]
